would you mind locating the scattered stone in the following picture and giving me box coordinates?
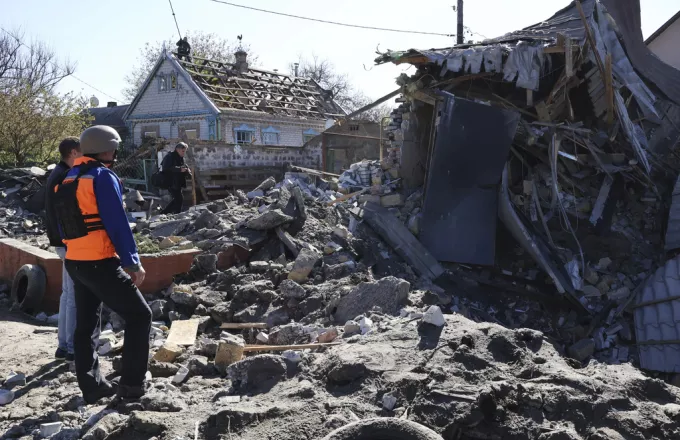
[152,342,184,363]
[327,362,367,385]
[609,287,631,301]
[215,335,245,374]
[381,193,404,207]
[269,323,305,345]
[128,411,167,435]
[150,219,190,238]
[82,412,127,440]
[581,285,602,297]
[382,393,397,410]
[247,189,264,199]
[194,210,219,229]
[40,422,63,437]
[567,339,595,362]
[195,254,218,273]
[318,328,339,343]
[148,360,180,378]
[256,332,269,343]
[279,279,306,299]
[0,389,14,405]
[598,257,612,269]
[170,285,199,307]
[344,320,361,336]
[172,366,189,384]
[254,176,276,192]
[333,277,410,323]
[246,209,294,230]
[250,261,270,272]
[141,393,186,412]
[288,248,322,282]
[227,354,287,391]
[282,350,302,363]
[149,300,168,320]
[422,305,446,327]
[188,355,212,376]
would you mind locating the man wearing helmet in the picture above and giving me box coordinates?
[54,125,151,403]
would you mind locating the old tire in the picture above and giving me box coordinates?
[322,418,443,440]
[11,264,46,313]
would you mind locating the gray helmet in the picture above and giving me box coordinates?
[80,125,121,155]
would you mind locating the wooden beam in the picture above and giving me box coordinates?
[242,342,341,352]
[341,88,402,122]
[605,54,614,125]
[220,323,268,329]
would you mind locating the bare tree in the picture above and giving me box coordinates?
[0,30,74,96]
[122,31,258,102]
[289,54,393,122]
[0,30,87,166]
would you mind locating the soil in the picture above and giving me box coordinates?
[2,305,680,440]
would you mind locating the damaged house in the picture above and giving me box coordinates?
[122,48,344,190]
[374,0,680,371]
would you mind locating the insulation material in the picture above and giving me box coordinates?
[592,3,658,118]
[615,89,650,173]
[463,48,484,74]
[514,43,544,91]
[442,52,464,76]
[483,46,503,73]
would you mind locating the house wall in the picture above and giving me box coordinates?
[221,111,326,148]
[127,57,215,145]
[323,121,384,173]
[648,18,680,70]
[161,139,322,172]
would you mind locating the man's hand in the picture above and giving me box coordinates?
[180,166,188,173]
[131,266,146,287]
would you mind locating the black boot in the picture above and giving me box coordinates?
[117,383,146,400]
[82,380,116,404]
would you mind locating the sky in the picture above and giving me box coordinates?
[2,0,678,106]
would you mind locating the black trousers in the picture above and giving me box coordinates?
[162,188,184,214]
[65,258,151,395]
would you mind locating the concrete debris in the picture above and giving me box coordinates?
[40,422,62,437]
[152,342,184,363]
[246,209,294,230]
[0,389,14,405]
[567,339,595,362]
[421,305,446,327]
[4,371,26,387]
[288,248,322,282]
[333,277,410,323]
[382,393,397,411]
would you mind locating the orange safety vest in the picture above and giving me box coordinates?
[61,157,118,261]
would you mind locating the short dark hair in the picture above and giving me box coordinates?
[176,142,188,150]
[59,137,81,160]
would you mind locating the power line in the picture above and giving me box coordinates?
[209,0,454,37]
[168,0,182,39]
[0,26,123,102]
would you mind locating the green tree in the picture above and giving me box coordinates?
[0,88,90,166]
[122,31,257,102]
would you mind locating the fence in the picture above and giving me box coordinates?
[113,143,160,192]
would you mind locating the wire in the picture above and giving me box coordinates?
[209,0,453,37]
[168,0,182,39]
[0,26,123,102]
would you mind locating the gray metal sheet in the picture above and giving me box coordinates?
[419,94,519,265]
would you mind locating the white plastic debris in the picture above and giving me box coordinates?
[172,366,189,384]
[382,393,397,411]
[256,332,269,343]
[40,422,62,437]
[0,389,14,405]
[422,306,446,327]
[145,371,152,381]
[281,350,302,363]
[359,317,373,335]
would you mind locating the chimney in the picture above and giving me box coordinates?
[234,49,248,73]
[107,101,117,107]
[294,62,299,77]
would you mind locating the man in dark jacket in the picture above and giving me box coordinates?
[44,137,82,361]
[161,142,190,214]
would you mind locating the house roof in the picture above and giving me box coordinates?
[87,105,130,129]
[174,54,345,120]
[644,9,680,45]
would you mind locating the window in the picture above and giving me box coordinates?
[235,130,253,144]
[144,131,157,138]
[158,74,167,92]
[184,129,197,139]
[170,72,177,89]
[303,134,315,144]
[262,131,279,145]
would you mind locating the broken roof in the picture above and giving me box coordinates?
[87,104,129,129]
[175,54,345,120]
[376,0,680,106]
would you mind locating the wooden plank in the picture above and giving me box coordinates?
[327,188,368,206]
[565,37,574,77]
[220,323,268,329]
[243,342,341,352]
[605,54,614,125]
[165,319,200,346]
[290,165,340,178]
[356,203,445,280]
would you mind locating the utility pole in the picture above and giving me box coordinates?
[456,0,464,45]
